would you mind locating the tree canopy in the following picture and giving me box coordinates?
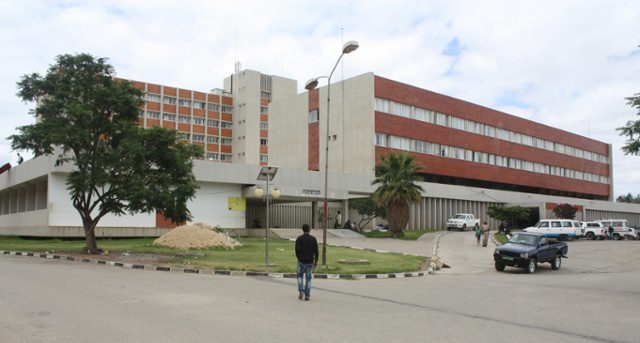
[487,205,531,229]
[617,93,640,155]
[10,53,202,254]
[616,192,640,204]
[349,197,386,231]
[372,152,423,237]
[553,203,578,219]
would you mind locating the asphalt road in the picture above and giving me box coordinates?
[1,234,639,343]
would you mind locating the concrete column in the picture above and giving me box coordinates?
[311,201,318,229]
[342,199,349,222]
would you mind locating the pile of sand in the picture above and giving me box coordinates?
[153,222,241,250]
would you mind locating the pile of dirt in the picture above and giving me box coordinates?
[153,223,241,250]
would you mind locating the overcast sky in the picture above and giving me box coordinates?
[1,0,639,197]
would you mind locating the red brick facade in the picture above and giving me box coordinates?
[373,76,611,199]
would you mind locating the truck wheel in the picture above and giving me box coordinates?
[461,224,467,232]
[614,234,621,240]
[495,261,506,271]
[551,255,562,270]
[586,232,595,240]
[525,259,537,274]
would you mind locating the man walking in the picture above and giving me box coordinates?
[481,221,490,247]
[295,224,318,301]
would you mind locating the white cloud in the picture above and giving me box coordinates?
[1,0,640,196]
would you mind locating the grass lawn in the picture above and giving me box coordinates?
[0,236,425,274]
[362,230,432,240]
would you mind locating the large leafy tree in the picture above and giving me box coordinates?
[10,53,202,254]
[349,197,386,232]
[553,203,578,219]
[372,152,423,237]
[618,93,640,155]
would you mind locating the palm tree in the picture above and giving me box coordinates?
[372,152,424,237]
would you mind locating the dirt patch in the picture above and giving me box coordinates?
[153,222,241,250]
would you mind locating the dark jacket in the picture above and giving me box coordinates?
[295,233,319,264]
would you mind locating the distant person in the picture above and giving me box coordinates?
[253,218,261,228]
[342,219,351,231]
[481,221,490,247]
[334,210,342,229]
[499,222,505,234]
[608,226,614,240]
[295,224,318,301]
[17,153,23,164]
[475,224,482,245]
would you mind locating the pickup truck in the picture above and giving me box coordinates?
[446,213,480,231]
[493,232,568,274]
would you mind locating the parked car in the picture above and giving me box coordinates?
[493,232,568,273]
[522,219,582,241]
[597,219,638,240]
[582,221,607,240]
[446,213,480,231]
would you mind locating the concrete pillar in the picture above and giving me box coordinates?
[311,201,318,229]
[342,199,349,222]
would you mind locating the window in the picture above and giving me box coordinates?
[389,136,411,151]
[221,122,233,128]
[206,152,218,160]
[260,106,269,114]
[260,91,271,99]
[221,105,233,113]
[449,117,466,130]
[193,117,205,125]
[146,94,161,102]
[177,132,190,140]
[375,133,387,147]
[206,136,219,144]
[194,101,205,109]
[221,138,232,145]
[260,155,268,162]
[309,109,319,123]
[192,134,205,142]
[178,99,192,107]
[435,113,447,126]
[393,102,412,118]
[178,115,191,124]
[207,120,219,127]
[162,113,175,121]
[260,122,268,130]
[220,154,232,162]
[146,111,160,119]
[260,138,268,146]
[374,98,389,113]
[207,103,220,111]
[163,96,176,105]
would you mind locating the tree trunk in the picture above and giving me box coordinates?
[387,203,409,237]
[83,221,100,255]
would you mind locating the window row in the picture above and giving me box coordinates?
[144,94,232,113]
[144,111,232,128]
[375,133,609,184]
[205,152,232,162]
[374,98,608,164]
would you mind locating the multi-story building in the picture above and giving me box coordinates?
[129,80,235,163]
[3,70,639,237]
[223,69,297,165]
[271,73,612,200]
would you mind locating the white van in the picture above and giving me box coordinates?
[597,219,638,240]
[523,219,583,240]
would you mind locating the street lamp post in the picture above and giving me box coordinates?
[304,40,359,266]
[255,166,281,267]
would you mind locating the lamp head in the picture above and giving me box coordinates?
[304,78,319,91]
[342,40,359,54]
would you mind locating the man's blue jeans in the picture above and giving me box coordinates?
[297,261,313,298]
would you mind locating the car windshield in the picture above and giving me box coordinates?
[509,234,538,246]
[453,215,466,219]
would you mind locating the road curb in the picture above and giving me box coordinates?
[0,249,431,281]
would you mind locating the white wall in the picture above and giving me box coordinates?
[269,92,310,170]
[188,182,245,228]
[47,173,155,228]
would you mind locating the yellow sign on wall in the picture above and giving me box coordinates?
[228,197,246,211]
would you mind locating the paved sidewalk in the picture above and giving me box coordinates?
[436,231,497,274]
